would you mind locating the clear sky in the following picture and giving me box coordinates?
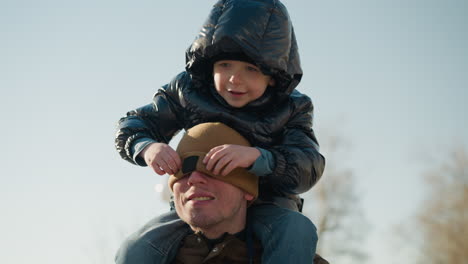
[1,0,467,263]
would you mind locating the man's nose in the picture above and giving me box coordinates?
[187,171,208,186]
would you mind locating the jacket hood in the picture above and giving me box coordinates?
[185,0,302,96]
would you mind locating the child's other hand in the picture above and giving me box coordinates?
[203,145,260,176]
[140,143,181,175]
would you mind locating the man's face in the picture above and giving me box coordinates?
[173,171,254,236]
[213,60,275,108]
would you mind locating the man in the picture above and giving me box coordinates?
[169,166,261,263]
[116,123,328,263]
[116,122,262,263]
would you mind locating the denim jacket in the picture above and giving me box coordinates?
[115,211,190,264]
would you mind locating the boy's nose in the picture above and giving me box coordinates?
[229,71,243,85]
[187,171,209,186]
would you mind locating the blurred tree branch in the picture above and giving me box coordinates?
[303,130,369,264]
[414,147,468,264]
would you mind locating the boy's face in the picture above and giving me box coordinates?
[213,60,275,108]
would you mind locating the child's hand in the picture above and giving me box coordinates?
[140,143,181,175]
[203,144,260,176]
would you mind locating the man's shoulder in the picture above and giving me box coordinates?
[115,212,190,264]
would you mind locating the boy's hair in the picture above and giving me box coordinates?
[210,52,257,67]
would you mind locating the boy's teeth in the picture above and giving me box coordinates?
[192,197,213,201]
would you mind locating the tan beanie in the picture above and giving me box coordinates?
[168,122,258,199]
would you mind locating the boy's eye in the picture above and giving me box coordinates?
[246,66,259,72]
[217,62,230,68]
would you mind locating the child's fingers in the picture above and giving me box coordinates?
[221,161,237,176]
[203,149,210,164]
[157,158,177,175]
[171,156,181,170]
[157,148,181,175]
[203,146,223,164]
[168,150,182,169]
[212,155,232,175]
[165,154,181,173]
[205,148,227,171]
[204,155,216,171]
[150,163,165,175]
[204,150,216,170]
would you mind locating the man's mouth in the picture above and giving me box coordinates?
[187,192,216,202]
[191,196,214,201]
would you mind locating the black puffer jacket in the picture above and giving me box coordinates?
[115,0,325,209]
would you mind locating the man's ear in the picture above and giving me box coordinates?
[244,193,254,201]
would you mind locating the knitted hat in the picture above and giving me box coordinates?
[168,122,258,199]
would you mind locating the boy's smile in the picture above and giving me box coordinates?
[213,60,275,108]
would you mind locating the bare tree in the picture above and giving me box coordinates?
[303,131,369,264]
[413,147,468,264]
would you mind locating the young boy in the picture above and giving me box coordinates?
[115,0,325,263]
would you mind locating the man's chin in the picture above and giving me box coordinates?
[187,211,221,229]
